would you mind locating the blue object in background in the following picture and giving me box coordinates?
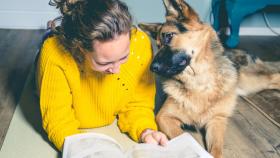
[212,0,280,48]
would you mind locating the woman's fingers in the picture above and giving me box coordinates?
[152,131,168,146]
[142,130,169,146]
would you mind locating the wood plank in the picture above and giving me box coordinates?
[0,91,16,147]
[238,36,280,61]
[245,90,280,128]
[224,97,280,158]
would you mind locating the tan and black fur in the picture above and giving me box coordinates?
[138,0,280,158]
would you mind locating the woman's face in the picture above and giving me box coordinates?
[87,33,130,74]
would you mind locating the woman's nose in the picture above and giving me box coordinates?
[109,62,121,74]
[111,67,120,74]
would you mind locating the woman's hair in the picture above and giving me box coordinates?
[49,0,132,63]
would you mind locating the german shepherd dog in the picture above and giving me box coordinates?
[138,0,280,157]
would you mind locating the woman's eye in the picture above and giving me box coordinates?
[161,32,176,45]
[120,56,128,61]
[99,63,109,66]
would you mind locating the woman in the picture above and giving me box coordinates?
[36,0,168,151]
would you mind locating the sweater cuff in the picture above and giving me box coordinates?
[53,129,81,151]
[132,119,158,142]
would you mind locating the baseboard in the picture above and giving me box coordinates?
[239,27,280,36]
[0,10,59,29]
[225,27,280,36]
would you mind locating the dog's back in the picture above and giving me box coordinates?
[224,49,280,95]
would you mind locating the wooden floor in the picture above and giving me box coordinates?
[0,30,279,158]
[0,29,45,149]
[238,36,280,128]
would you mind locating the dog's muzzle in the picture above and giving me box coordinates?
[150,47,190,77]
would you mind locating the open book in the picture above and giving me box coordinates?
[62,132,213,158]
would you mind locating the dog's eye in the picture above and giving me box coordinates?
[161,32,176,45]
[179,59,187,66]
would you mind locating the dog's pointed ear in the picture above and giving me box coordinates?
[138,23,162,40]
[163,0,180,21]
[163,0,199,22]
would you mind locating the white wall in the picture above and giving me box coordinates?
[238,11,280,36]
[0,0,219,29]
[0,0,279,36]
[122,0,212,24]
[0,0,59,29]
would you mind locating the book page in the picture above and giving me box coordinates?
[63,132,213,158]
[62,133,126,158]
[126,133,213,158]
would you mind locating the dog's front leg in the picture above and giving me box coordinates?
[205,116,228,158]
[156,113,184,139]
[156,97,184,139]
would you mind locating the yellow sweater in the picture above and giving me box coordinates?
[36,29,157,151]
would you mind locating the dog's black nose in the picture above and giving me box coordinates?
[150,63,161,72]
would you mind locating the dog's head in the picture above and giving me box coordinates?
[139,0,222,78]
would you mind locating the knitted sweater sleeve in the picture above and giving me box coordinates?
[117,31,158,142]
[37,39,80,151]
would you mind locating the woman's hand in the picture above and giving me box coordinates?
[140,129,168,146]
